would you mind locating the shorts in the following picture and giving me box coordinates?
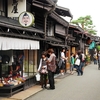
[60,61,65,69]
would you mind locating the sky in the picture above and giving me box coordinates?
[57,0,100,36]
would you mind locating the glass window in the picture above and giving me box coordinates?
[0,50,13,78]
[23,50,29,77]
[0,50,37,78]
[23,50,37,77]
[2,64,9,77]
[29,50,34,76]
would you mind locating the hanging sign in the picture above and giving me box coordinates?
[19,11,35,27]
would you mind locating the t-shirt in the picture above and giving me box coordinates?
[61,52,65,61]
[70,56,74,65]
[82,53,85,61]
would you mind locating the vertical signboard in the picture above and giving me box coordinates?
[8,0,26,17]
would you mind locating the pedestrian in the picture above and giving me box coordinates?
[38,51,48,89]
[93,51,98,65]
[70,53,75,74]
[47,48,56,90]
[75,52,78,59]
[60,48,68,75]
[81,51,86,72]
[73,52,78,70]
[78,51,84,75]
[75,51,83,76]
[97,51,100,70]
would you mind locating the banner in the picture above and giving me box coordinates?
[8,0,26,17]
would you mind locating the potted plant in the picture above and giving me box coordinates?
[85,54,91,65]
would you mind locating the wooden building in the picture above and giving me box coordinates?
[0,0,99,97]
[0,0,73,96]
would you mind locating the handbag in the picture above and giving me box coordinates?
[36,73,40,81]
[40,65,48,74]
[40,68,48,74]
[75,58,80,66]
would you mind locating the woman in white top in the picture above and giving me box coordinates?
[60,48,68,75]
[38,51,48,88]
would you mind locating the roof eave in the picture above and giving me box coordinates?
[55,5,73,18]
[49,12,69,27]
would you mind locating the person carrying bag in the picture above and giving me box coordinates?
[38,52,48,88]
[47,48,56,90]
[75,57,80,66]
[75,51,83,76]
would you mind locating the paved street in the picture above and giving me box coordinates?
[25,63,100,100]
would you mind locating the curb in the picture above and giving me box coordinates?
[1,98,22,100]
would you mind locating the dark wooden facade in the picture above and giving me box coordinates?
[0,0,72,96]
[0,0,100,97]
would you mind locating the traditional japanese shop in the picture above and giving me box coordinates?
[0,36,39,96]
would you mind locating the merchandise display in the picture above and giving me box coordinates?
[0,76,26,87]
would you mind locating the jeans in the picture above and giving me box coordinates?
[94,59,97,64]
[75,63,83,75]
[80,62,84,75]
[70,64,74,71]
[48,70,55,89]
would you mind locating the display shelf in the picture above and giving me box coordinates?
[0,83,25,97]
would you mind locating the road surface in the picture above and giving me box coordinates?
[26,63,100,100]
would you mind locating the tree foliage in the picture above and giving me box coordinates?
[71,15,97,35]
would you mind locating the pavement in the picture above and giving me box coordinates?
[0,84,43,100]
[25,63,100,100]
[0,68,80,100]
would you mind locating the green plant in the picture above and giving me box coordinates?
[86,55,91,62]
[96,45,100,51]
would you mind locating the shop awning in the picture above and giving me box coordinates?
[0,37,39,50]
